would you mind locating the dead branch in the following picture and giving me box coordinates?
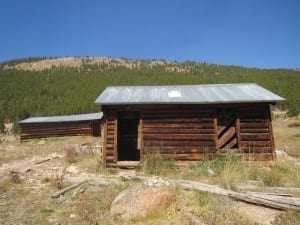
[33,157,51,165]
[64,176,122,186]
[51,180,87,199]
[237,185,300,193]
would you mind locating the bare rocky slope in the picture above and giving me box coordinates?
[4,56,173,71]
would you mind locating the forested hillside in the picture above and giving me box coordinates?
[0,57,299,133]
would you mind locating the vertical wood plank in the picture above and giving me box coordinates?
[213,114,218,149]
[140,117,144,160]
[267,105,276,160]
[113,114,118,162]
[102,118,107,168]
[236,114,242,149]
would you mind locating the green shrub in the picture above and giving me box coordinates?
[191,151,249,189]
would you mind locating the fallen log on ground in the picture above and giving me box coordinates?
[64,176,122,186]
[51,180,87,199]
[237,185,300,193]
[174,179,300,212]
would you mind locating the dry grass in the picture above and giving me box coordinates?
[63,144,79,163]
[0,136,98,164]
[138,151,178,177]
[0,179,128,225]
[273,118,300,157]
[0,119,299,224]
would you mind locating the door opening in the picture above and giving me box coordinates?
[117,112,140,161]
[216,108,239,149]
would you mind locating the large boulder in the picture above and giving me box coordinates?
[111,176,176,220]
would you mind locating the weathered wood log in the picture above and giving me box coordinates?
[240,122,269,128]
[144,140,214,147]
[245,191,293,197]
[64,176,121,186]
[237,185,300,193]
[174,179,300,212]
[229,193,300,211]
[143,134,215,141]
[143,128,215,134]
[144,147,214,154]
[51,180,87,199]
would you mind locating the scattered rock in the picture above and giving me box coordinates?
[262,166,272,172]
[66,166,79,174]
[38,140,46,145]
[69,214,77,219]
[275,149,300,165]
[55,196,66,204]
[207,168,215,176]
[111,176,176,220]
[276,149,288,160]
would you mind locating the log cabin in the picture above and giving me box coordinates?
[96,83,284,167]
[19,112,102,141]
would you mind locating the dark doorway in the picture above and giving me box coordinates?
[117,112,140,161]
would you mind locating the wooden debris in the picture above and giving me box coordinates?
[64,176,121,186]
[51,180,87,199]
[10,163,31,173]
[237,185,300,193]
[33,157,51,165]
[245,191,293,197]
[174,179,300,212]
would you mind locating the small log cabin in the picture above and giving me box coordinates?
[95,83,284,167]
[19,112,103,141]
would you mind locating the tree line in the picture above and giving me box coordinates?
[0,58,299,133]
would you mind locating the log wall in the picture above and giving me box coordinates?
[142,106,216,161]
[102,103,275,167]
[103,112,118,167]
[238,104,274,160]
[20,120,101,141]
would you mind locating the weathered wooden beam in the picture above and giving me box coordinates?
[144,134,215,141]
[51,180,87,199]
[217,126,236,148]
[144,140,215,147]
[174,179,300,212]
[143,128,215,134]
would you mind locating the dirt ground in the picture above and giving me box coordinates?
[1,135,292,224]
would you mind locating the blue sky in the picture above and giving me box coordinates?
[1,0,299,68]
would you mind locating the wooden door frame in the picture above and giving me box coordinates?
[116,111,140,161]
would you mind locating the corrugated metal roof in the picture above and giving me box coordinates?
[19,112,103,124]
[94,83,284,105]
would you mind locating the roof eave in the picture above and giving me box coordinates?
[96,99,285,106]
